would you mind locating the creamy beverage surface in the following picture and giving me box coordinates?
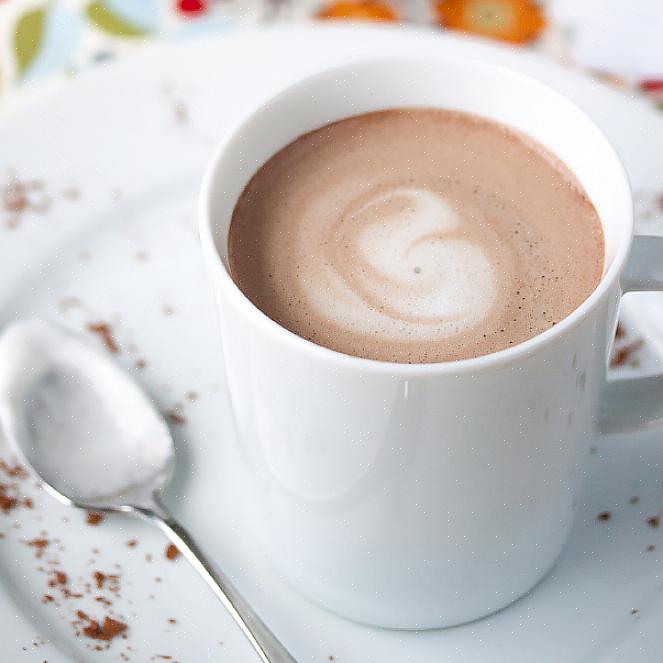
[228,109,604,364]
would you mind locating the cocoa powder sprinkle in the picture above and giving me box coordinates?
[82,615,128,641]
[165,409,186,426]
[27,538,49,557]
[86,511,104,526]
[647,516,660,529]
[610,339,644,368]
[86,322,119,353]
[165,544,180,561]
[93,571,106,589]
[597,511,612,521]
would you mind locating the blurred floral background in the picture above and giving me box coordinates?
[0,0,661,106]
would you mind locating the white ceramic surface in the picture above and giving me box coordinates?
[1,24,663,661]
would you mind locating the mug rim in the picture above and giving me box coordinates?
[199,51,633,376]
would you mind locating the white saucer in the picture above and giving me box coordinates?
[2,25,663,663]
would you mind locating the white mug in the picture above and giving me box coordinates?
[199,53,663,629]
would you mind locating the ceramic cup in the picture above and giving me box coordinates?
[199,53,663,629]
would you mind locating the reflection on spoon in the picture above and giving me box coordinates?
[0,320,296,663]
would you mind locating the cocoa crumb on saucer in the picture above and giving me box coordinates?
[185,391,198,402]
[597,511,612,521]
[48,570,67,586]
[167,618,177,624]
[165,544,180,561]
[630,608,639,616]
[42,594,54,603]
[610,339,644,368]
[93,571,106,589]
[646,544,656,552]
[126,539,138,548]
[61,187,80,200]
[647,516,660,528]
[0,460,28,478]
[26,538,49,557]
[57,296,83,314]
[165,408,186,426]
[629,496,639,505]
[79,614,127,641]
[134,359,147,370]
[86,322,119,353]
[86,512,104,526]
[0,489,17,514]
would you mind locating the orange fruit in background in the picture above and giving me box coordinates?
[436,0,545,44]
[317,0,399,22]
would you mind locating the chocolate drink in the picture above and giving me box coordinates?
[228,109,604,364]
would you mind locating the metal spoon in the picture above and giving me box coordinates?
[0,320,296,663]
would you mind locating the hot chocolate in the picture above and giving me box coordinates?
[228,109,604,363]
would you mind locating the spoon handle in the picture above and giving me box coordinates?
[136,498,297,663]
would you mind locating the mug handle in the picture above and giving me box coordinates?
[600,235,663,435]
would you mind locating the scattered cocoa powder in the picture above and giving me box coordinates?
[26,538,49,557]
[647,516,660,528]
[42,594,54,603]
[597,511,612,521]
[0,460,28,479]
[80,614,127,641]
[93,571,106,589]
[165,409,186,426]
[22,497,33,509]
[3,174,52,228]
[629,496,640,505]
[615,322,625,339]
[185,391,198,402]
[86,322,119,353]
[86,511,104,526]
[646,544,656,552]
[126,539,138,548]
[167,618,177,624]
[134,358,147,370]
[165,544,180,561]
[0,489,17,514]
[61,187,80,200]
[610,339,644,368]
[48,570,67,586]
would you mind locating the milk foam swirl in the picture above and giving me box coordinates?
[299,187,497,342]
